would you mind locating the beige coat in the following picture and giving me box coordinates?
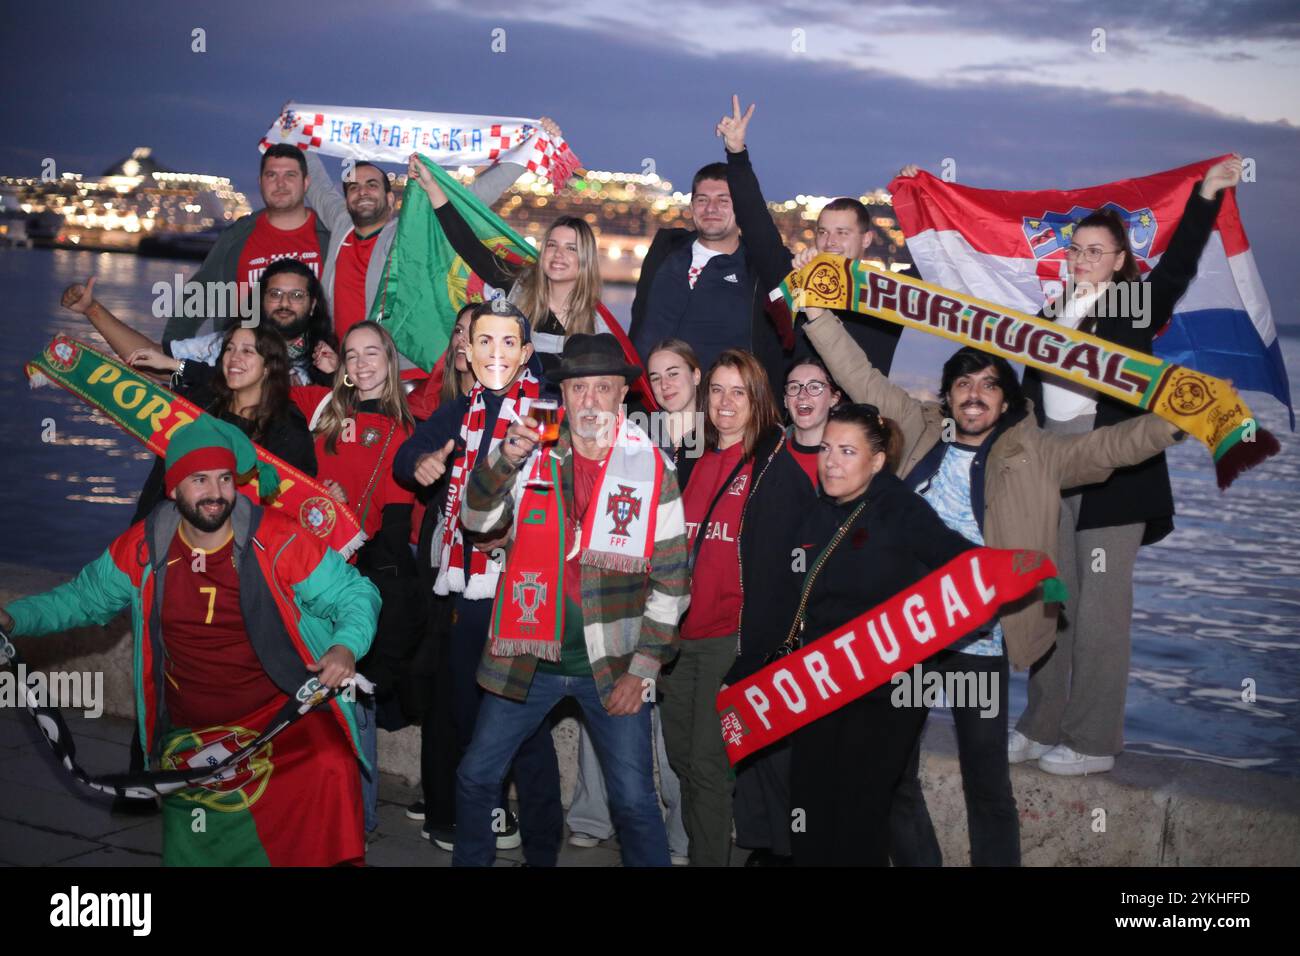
[803,310,1182,670]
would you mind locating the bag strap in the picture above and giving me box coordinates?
[689,454,749,572]
[355,420,398,533]
[782,498,869,651]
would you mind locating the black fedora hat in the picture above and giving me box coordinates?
[550,333,643,383]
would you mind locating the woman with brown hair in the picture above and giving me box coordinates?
[661,348,781,867]
[407,152,605,380]
[787,403,977,866]
[646,337,705,490]
[125,324,317,521]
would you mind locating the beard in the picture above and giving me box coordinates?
[176,494,234,533]
[268,307,310,339]
[348,201,386,230]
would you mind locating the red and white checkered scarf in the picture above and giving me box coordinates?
[434,370,541,599]
[261,103,582,186]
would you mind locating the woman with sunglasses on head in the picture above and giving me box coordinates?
[728,356,842,866]
[405,121,628,381]
[787,403,979,866]
[903,155,1244,775]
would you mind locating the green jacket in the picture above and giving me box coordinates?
[7,496,379,767]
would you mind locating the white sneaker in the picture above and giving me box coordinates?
[1038,744,1115,776]
[568,832,602,848]
[1008,730,1052,764]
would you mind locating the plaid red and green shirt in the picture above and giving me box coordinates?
[461,423,690,705]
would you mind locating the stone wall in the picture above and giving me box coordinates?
[4,563,1298,866]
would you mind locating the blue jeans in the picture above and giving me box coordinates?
[567,703,689,857]
[357,692,379,833]
[454,672,670,867]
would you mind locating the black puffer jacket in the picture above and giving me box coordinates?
[729,428,818,683]
[795,472,977,647]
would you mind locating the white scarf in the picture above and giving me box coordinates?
[261,103,581,185]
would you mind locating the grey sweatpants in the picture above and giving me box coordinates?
[1016,413,1144,757]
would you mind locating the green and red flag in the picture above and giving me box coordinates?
[26,335,366,557]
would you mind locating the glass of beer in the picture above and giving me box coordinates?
[524,400,561,488]
[532,400,561,443]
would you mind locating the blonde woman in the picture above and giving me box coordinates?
[407,151,646,387]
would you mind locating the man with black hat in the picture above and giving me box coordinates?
[455,333,691,866]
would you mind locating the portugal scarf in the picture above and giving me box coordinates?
[490,414,665,660]
[773,255,1280,489]
[27,336,366,557]
[716,547,1056,764]
[435,370,541,599]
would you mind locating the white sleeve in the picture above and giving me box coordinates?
[167,331,224,365]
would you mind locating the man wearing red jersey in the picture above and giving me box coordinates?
[163,144,331,349]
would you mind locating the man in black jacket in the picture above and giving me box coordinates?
[717,96,904,377]
[629,132,793,394]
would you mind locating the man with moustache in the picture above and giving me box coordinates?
[163,144,331,349]
[0,418,379,866]
[453,333,690,867]
[799,305,1185,867]
[62,259,333,386]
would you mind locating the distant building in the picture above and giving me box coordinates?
[0,148,911,282]
[0,147,251,253]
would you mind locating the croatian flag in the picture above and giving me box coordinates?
[889,157,1293,425]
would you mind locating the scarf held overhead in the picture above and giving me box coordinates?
[772,255,1279,489]
[27,335,366,558]
[261,103,582,185]
[887,158,1292,423]
[716,548,1056,764]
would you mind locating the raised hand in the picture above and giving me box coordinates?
[716,94,756,154]
[897,164,921,179]
[61,277,97,315]
[539,116,563,140]
[313,340,339,375]
[1201,154,1243,199]
[407,152,448,206]
[413,438,457,486]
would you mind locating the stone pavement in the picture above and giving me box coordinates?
[0,702,743,868]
